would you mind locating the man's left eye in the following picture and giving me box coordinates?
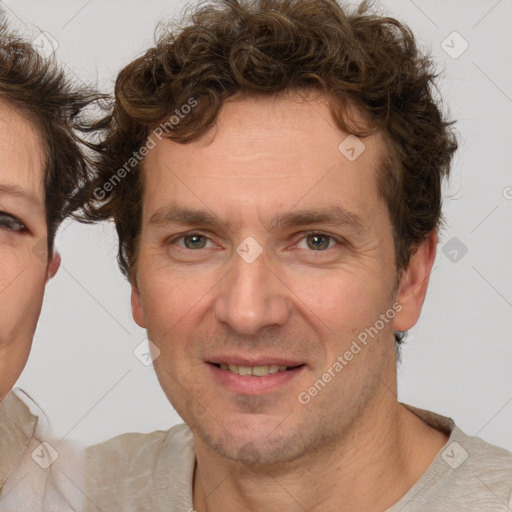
[297,234,337,251]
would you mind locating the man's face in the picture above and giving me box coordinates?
[132,94,416,464]
[0,101,58,400]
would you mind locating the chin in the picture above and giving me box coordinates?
[192,414,321,467]
[211,434,304,466]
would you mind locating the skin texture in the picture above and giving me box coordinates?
[131,93,448,511]
[0,100,60,401]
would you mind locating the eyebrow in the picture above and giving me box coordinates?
[149,205,223,228]
[148,204,365,232]
[270,207,365,231]
[0,183,39,203]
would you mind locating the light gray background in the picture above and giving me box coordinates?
[3,0,511,450]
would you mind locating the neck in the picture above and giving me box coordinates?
[192,391,448,512]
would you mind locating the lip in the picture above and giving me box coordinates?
[206,355,304,367]
[206,361,306,395]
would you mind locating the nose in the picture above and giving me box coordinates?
[213,249,292,335]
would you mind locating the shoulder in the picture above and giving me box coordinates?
[393,405,512,511]
[85,423,193,466]
[1,389,83,511]
[398,431,512,510]
[454,429,512,496]
[84,424,195,511]
[428,428,512,510]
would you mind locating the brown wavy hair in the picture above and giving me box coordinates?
[84,0,457,282]
[0,18,104,255]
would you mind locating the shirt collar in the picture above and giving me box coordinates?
[0,389,38,490]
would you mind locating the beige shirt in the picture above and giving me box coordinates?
[84,404,512,511]
[0,388,82,512]
[0,389,38,493]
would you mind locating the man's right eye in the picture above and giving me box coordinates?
[0,211,28,233]
[173,233,214,250]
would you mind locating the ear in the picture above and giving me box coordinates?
[131,276,146,328]
[393,231,437,332]
[46,251,61,281]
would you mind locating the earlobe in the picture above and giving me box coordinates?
[131,277,146,328]
[47,252,61,281]
[393,231,437,332]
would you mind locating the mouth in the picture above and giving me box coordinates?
[211,362,305,377]
[206,360,306,395]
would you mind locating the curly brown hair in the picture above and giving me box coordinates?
[84,0,457,281]
[0,18,104,255]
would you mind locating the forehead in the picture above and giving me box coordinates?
[142,94,387,227]
[0,100,46,201]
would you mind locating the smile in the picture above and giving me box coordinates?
[207,361,306,395]
[215,364,295,377]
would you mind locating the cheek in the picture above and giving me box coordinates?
[138,266,212,344]
[283,266,392,335]
[0,245,28,290]
[0,250,47,344]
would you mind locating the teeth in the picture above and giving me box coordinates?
[219,364,292,376]
[238,365,253,376]
[252,365,269,376]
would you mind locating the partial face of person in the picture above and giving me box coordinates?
[132,93,433,464]
[0,101,59,400]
